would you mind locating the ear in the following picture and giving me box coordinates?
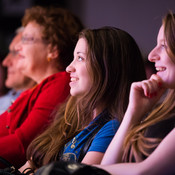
[47,45,59,60]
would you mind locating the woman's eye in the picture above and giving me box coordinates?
[160,41,167,49]
[77,56,83,61]
[161,44,168,50]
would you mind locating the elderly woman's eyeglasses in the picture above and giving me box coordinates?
[21,36,47,44]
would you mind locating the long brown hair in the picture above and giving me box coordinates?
[122,11,175,162]
[27,27,146,169]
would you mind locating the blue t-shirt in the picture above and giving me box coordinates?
[61,110,120,162]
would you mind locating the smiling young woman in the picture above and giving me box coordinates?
[95,11,175,175]
[20,26,147,172]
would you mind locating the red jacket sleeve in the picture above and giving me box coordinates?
[0,72,70,168]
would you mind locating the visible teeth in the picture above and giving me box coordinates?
[156,67,166,71]
[71,77,77,82]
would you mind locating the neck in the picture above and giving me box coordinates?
[93,105,105,119]
[14,81,36,92]
[36,69,60,84]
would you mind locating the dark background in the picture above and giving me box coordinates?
[0,0,175,61]
[0,0,68,59]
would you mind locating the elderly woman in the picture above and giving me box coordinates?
[0,6,84,168]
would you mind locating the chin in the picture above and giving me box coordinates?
[5,81,11,87]
[70,91,77,97]
[70,91,82,97]
[6,84,13,89]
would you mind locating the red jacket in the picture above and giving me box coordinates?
[0,71,70,168]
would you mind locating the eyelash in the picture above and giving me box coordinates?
[77,56,84,61]
[161,44,168,49]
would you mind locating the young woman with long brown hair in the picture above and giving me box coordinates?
[20,26,146,172]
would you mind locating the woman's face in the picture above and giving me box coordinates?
[148,25,175,89]
[66,38,92,97]
[16,21,50,83]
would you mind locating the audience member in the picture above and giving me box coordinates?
[0,59,8,96]
[0,5,84,168]
[0,27,36,114]
[95,11,175,175]
[20,26,146,173]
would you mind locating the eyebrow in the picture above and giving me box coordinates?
[157,38,165,43]
[77,51,86,54]
[73,51,86,56]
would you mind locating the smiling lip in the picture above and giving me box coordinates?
[18,53,25,59]
[69,77,78,86]
[155,67,166,72]
[70,77,78,82]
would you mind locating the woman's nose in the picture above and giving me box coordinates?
[66,61,75,73]
[2,54,11,67]
[148,47,160,62]
[14,41,22,52]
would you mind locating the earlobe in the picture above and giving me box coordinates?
[47,56,51,62]
[50,46,59,59]
[47,44,59,61]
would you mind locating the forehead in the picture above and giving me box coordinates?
[23,21,43,36]
[10,32,22,49]
[157,25,165,42]
[74,38,88,54]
